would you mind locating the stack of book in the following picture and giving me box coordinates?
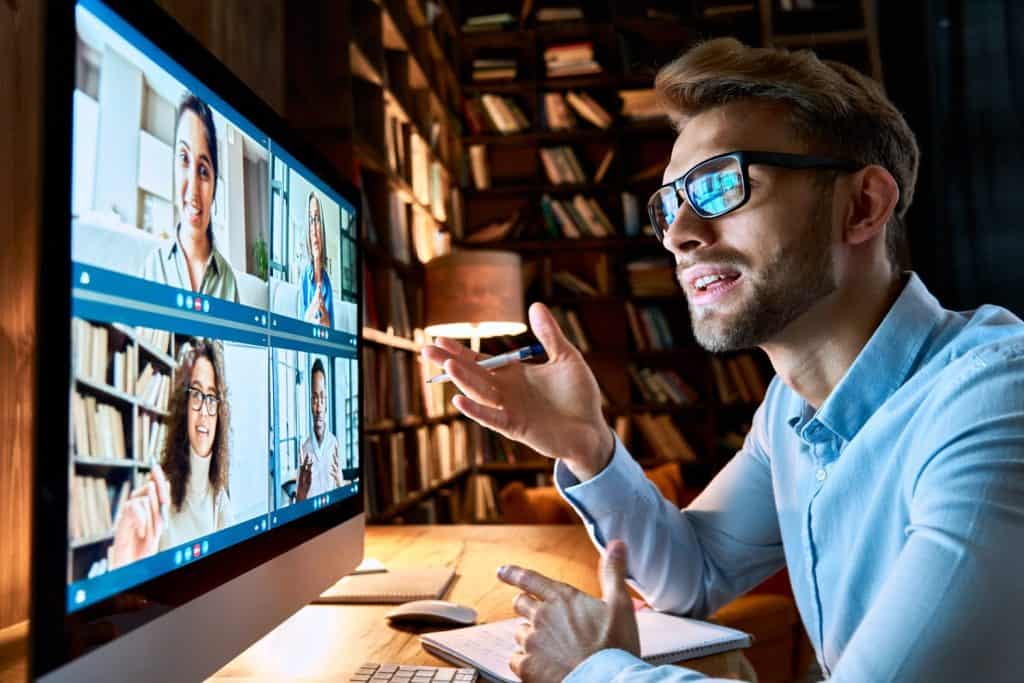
[462,12,516,32]
[70,475,129,542]
[626,259,677,296]
[539,146,587,184]
[710,355,768,405]
[544,42,602,78]
[464,95,530,135]
[619,89,662,121]
[540,93,577,130]
[548,307,591,352]
[535,6,584,22]
[541,194,615,238]
[624,302,676,350]
[472,57,517,82]
[626,364,700,406]
[135,363,171,411]
[71,391,130,460]
[565,91,612,128]
[631,413,699,462]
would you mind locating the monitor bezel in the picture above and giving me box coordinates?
[33,0,365,677]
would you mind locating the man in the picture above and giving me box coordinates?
[296,358,345,501]
[423,38,1024,682]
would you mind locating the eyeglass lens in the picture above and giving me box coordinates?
[650,156,746,238]
[188,388,220,415]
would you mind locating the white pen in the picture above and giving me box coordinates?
[426,343,545,384]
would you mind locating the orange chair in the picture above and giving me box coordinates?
[499,463,811,683]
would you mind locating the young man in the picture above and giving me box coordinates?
[296,358,344,502]
[423,38,1024,682]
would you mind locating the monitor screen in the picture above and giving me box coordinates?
[64,0,360,615]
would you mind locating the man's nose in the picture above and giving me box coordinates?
[661,201,716,255]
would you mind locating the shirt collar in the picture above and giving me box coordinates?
[786,272,944,444]
[170,226,220,275]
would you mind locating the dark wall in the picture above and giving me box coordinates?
[880,0,1024,316]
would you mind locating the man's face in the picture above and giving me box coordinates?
[661,101,838,352]
[311,369,327,442]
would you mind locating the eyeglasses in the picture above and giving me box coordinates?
[188,387,221,416]
[646,151,861,242]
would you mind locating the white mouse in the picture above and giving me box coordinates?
[385,599,478,626]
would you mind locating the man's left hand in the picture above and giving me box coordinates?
[498,539,640,682]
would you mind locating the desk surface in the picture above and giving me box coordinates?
[1,525,748,682]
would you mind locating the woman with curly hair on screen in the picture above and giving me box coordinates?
[110,338,234,567]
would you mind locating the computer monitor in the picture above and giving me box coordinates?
[32,0,365,679]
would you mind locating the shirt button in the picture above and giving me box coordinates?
[815,468,827,482]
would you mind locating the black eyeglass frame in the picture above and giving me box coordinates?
[647,150,863,241]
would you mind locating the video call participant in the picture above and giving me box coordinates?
[111,339,234,568]
[142,93,240,303]
[300,192,333,327]
[295,358,345,502]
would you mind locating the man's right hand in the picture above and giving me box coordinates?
[296,455,313,501]
[421,302,614,481]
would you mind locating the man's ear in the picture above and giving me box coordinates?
[841,164,900,246]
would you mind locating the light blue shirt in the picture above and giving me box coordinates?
[556,273,1024,682]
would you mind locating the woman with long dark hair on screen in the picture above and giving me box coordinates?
[300,191,333,327]
[142,92,240,303]
[110,339,234,568]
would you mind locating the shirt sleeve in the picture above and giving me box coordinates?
[555,401,784,617]
[565,649,739,683]
[820,348,1024,682]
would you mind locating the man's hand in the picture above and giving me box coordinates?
[296,455,313,501]
[498,539,640,682]
[422,302,614,480]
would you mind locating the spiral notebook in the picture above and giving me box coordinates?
[420,611,751,683]
[314,567,456,604]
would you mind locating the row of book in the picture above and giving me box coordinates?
[71,391,129,461]
[464,95,530,135]
[548,307,591,352]
[627,365,700,406]
[137,412,168,466]
[364,420,479,516]
[541,194,615,238]
[461,7,584,32]
[135,363,171,411]
[623,412,700,463]
[539,91,614,130]
[137,326,172,355]
[544,41,602,78]
[710,355,768,405]
[539,146,614,185]
[471,57,516,82]
[74,320,123,389]
[624,302,677,350]
[71,475,129,542]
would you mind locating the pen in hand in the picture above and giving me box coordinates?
[426,343,545,384]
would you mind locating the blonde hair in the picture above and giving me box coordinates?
[655,38,919,269]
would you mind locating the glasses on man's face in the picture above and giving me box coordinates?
[188,387,221,416]
[646,150,862,242]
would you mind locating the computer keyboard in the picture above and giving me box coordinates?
[351,662,478,682]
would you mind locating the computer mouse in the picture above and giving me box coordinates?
[385,599,477,626]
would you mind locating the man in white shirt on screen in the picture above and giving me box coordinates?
[296,358,345,502]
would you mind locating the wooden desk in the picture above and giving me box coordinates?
[213,525,750,681]
[0,525,751,682]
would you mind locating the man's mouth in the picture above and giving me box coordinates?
[694,273,740,291]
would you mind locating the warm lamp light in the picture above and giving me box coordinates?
[424,250,527,351]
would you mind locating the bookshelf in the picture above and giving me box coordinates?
[452,0,881,494]
[68,320,183,580]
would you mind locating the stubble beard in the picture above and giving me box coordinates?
[685,194,837,353]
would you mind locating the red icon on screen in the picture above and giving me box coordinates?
[194,543,201,557]
[194,298,202,311]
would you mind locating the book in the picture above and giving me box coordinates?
[536,7,584,22]
[421,612,751,682]
[465,211,520,244]
[469,145,490,190]
[565,91,612,128]
[315,567,456,604]
[593,148,615,183]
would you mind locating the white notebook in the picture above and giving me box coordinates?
[420,611,752,683]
